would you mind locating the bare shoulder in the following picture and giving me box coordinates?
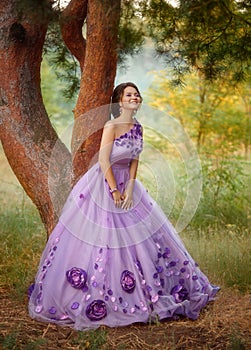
[104,120,115,131]
[103,119,119,133]
[104,120,116,128]
[102,120,116,140]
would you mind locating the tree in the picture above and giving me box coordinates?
[146,70,250,152]
[0,0,121,235]
[145,0,251,84]
[1,0,249,237]
[236,77,251,158]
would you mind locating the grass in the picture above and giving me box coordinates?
[0,203,45,300]
[0,148,46,299]
[180,225,251,292]
[70,329,108,349]
[0,332,47,350]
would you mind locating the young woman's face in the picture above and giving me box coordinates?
[120,86,142,111]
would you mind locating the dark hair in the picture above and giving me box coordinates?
[110,82,142,118]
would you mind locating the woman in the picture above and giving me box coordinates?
[29,82,219,330]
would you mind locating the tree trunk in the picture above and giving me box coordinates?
[0,1,71,235]
[0,0,121,236]
[61,0,121,184]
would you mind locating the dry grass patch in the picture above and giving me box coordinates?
[0,285,250,350]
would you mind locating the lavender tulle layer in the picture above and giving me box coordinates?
[28,162,219,330]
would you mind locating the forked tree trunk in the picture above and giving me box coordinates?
[0,1,71,235]
[0,0,121,236]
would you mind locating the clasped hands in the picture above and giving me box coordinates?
[112,188,133,210]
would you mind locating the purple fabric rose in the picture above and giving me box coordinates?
[86,300,107,321]
[66,267,87,289]
[171,284,189,303]
[120,270,136,294]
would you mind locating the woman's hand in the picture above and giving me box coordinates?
[121,180,134,210]
[112,190,123,208]
[121,191,133,210]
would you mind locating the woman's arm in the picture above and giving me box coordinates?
[98,122,123,207]
[121,157,139,210]
[129,157,139,181]
[122,124,143,210]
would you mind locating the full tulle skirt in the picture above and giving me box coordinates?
[29,162,219,330]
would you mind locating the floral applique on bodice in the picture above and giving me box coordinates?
[111,121,143,164]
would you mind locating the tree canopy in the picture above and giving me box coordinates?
[145,0,251,84]
[49,0,251,98]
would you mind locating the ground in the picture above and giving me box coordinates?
[0,285,250,350]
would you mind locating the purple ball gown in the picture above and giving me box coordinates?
[28,120,219,330]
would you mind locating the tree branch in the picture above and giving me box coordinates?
[60,0,88,69]
[71,0,121,183]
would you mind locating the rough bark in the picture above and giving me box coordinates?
[61,0,121,184]
[0,1,71,235]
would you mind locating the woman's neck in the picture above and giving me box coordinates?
[119,110,135,122]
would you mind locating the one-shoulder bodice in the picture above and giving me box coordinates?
[109,121,143,167]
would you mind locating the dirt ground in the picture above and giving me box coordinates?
[0,285,250,350]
